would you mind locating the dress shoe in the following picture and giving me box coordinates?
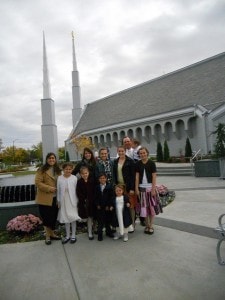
[106,232,114,238]
[45,239,51,245]
[88,236,94,240]
[50,235,61,240]
[98,233,103,241]
[70,238,77,244]
[62,237,70,244]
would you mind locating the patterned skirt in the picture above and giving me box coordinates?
[138,186,162,217]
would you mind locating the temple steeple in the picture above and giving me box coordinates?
[41,31,58,161]
[43,32,51,99]
[71,31,82,127]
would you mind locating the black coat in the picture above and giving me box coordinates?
[111,195,132,228]
[113,156,135,192]
[76,177,95,218]
[94,183,114,208]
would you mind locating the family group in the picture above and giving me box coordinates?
[35,137,161,245]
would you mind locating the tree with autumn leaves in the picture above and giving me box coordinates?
[71,135,95,160]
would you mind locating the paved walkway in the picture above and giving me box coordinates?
[0,175,225,300]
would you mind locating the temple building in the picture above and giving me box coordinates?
[65,46,225,160]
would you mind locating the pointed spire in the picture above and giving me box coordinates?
[72,31,77,71]
[71,31,82,127]
[43,31,51,99]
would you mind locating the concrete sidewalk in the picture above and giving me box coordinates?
[0,175,225,300]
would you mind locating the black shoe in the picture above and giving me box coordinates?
[70,238,77,244]
[50,235,61,240]
[45,239,51,245]
[62,237,70,244]
[89,236,94,240]
[106,232,114,238]
[98,235,103,241]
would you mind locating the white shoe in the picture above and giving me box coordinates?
[128,224,134,233]
[123,233,128,242]
[113,232,120,240]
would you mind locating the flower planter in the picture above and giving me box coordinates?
[194,160,220,177]
[0,201,40,230]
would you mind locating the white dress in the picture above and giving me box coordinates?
[116,195,125,235]
[57,175,80,223]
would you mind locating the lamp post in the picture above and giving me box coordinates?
[12,139,18,165]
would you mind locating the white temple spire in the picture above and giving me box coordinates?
[43,31,51,99]
[41,32,58,161]
[72,31,77,71]
[71,31,82,127]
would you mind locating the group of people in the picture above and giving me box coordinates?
[35,136,159,245]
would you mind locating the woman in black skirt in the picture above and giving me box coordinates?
[35,152,61,245]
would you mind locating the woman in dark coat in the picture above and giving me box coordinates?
[72,147,96,179]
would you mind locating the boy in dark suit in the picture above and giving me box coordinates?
[95,173,114,241]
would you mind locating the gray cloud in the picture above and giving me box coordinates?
[0,0,225,149]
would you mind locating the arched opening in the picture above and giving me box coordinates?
[106,133,111,147]
[135,127,142,142]
[127,129,134,139]
[187,117,197,138]
[93,136,98,146]
[100,134,105,146]
[144,126,151,143]
[175,119,185,140]
[112,132,119,147]
[164,122,173,141]
[154,124,163,143]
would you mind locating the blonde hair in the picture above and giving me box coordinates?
[115,184,126,192]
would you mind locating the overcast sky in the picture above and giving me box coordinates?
[0,0,225,150]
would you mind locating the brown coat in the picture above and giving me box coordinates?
[35,169,59,206]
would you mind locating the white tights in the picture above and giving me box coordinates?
[65,221,76,239]
[87,217,93,237]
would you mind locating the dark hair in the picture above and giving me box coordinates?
[138,147,149,156]
[82,148,96,166]
[133,139,140,146]
[62,162,74,169]
[99,147,108,155]
[117,145,126,150]
[41,152,61,174]
[98,172,107,179]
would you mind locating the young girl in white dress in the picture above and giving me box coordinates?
[113,184,132,242]
[57,163,80,244]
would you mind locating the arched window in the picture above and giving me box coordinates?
[94,136,99,148]
[154,124,162,143]
[136,127,142,142]
[127,129,134,139]
[100,134,105,146]
[112,132,119,147]
[106,133,111,147]
[164,122,173,141]
[187,117,196,138]
[144,126,152,143]
[120,131,125,143]
[175,120,185,140]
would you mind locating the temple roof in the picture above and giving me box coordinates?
[73,52,225,135]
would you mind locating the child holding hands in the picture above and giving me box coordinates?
[112,184,132,242]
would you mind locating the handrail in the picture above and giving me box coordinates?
[191,149,201,161]
[190,149,202,176]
